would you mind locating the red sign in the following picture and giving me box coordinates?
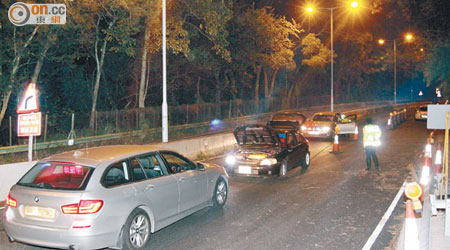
[18,112,42,136]
[17,83,39,114]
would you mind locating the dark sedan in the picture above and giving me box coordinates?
[225,124,310,177]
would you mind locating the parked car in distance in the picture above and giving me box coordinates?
[3,145,228,250]
[415,105,428,120]
[301,112,357,139]
[225,124,310,177]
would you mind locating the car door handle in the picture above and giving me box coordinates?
[178,177,186,182]
[145,184,155,190]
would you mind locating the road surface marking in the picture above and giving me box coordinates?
[361,181,407,250]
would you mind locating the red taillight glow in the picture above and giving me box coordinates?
[61,200,103,214]
[6,194,17,207]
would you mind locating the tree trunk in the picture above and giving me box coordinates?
[287,83,296,109]
[138,26,150,108]
[269,68,279,98]
[215,71,222,116]
[254,65,262,101]
[264,69,269,98]
[0,26,39,127]
[31,41,51,84]
[196,76,202,104]
[89,20,114,130]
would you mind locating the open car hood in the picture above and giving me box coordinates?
[233,124,281,146]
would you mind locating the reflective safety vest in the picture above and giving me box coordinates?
[363,124,382,147]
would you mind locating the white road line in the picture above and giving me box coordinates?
[361,181,407,250]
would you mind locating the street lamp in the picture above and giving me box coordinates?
[378,33,414,104]
[305,1,360,112]
[162,0,168,142]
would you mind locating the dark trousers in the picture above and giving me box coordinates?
[365,146,379,170]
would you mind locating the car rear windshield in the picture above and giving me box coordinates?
[17,162,93,190]
[312,115,334,122]
[419,107,427,111]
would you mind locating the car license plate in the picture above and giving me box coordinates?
[24,206,56,219]
[238,166,252,174]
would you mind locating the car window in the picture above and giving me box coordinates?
[296,133,307,143]
[136,154,168,178]
[17,162,93,190]
[103,161,130,187]
[312,115,334,122]
[129,159,147,182]
[287,132,298,148]
[160,152,195,174]
[419,107,427,111]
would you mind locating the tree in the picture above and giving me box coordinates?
[233,6,302,102]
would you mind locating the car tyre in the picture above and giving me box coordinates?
[122,208,151,250]
[213,178,228,208]
[301,151,310,168]
[280,159,288,178]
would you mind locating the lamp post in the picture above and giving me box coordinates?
[162,0,168,142]
[306,2,359,112]
[378,33,413,104]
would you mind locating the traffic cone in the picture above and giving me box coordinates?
[387,116,392,129]
[404,200,419,250]
[423,138,432,167]
[353,126,359,140]
[329,134,340,153]
[433,144,442,173]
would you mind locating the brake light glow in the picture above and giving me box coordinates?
[62,200,103,214]
[6,194,17,207]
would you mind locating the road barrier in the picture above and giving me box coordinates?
[387,109,409,129]
[404,199,420,250]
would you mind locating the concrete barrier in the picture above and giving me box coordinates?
[0,161,37,205]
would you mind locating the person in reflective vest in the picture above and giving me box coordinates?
[363,118,382,170]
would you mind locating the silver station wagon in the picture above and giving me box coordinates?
[3,145,228,250]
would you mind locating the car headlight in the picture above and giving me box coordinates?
[301,125,306,131]
[260,158,277,166]
[321,126,330,132]
[225,155,236,165]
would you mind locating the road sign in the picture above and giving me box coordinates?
[17,83,39,114]
[427,105,450,129]
[18,112,41,136]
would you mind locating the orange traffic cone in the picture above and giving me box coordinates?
[353,126,359,140]
[387,113,393,129]
[329,134,340,153]
[423,138,432,167]
[433,144,442,173]
[404,200,419,250]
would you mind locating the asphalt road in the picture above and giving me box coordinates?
[0,111,429,250]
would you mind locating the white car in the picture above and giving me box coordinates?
[415,106,427,120]
[4,145,228,250]
[301,112,357,138]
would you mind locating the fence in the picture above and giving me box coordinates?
[2,94,389,147]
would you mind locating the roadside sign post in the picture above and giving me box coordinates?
[17,83,40,162]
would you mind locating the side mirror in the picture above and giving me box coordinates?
[197,162,206,171]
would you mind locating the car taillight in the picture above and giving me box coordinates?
[6,194,17,207]
[61,200,103,214]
